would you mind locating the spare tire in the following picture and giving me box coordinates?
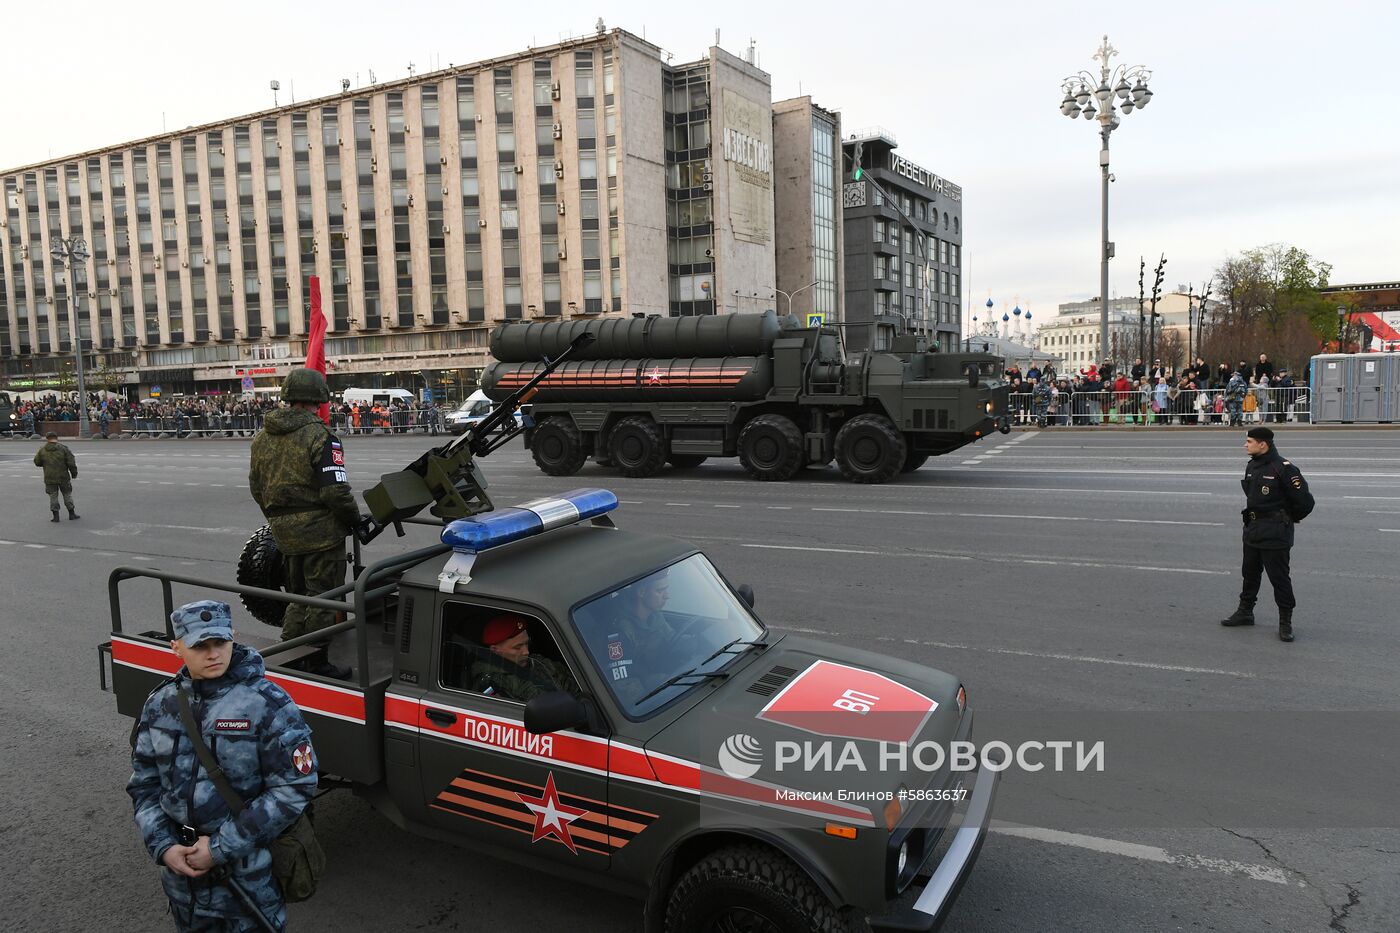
[237,524,288,628]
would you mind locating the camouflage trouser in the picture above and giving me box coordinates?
[1225,401,1243,425]
[282,544,347,641]
[46,481,75,511]
[161,854,285,932]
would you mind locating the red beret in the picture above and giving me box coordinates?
[482,614,527,646]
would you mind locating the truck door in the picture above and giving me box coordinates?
[416,599,614,869]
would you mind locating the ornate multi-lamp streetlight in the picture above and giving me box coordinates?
[1059,35,1154,364]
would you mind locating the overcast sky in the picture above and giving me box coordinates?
[3,0,1395,330]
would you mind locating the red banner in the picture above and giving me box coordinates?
[304,275,330,424]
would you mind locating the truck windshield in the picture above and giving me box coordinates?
[572,554,765,719]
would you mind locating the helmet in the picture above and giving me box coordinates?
[281,368,330,404]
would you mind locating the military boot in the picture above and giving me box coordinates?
[68,508,80,520]
[1278,609,1294,643]
[1220,601,1255,626]
[51,509,60,523]
[299,648,351,680]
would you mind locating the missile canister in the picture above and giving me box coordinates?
[490,310,783,363]
[482,356,773,402]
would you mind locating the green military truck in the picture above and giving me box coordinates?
[482,312,1010,484]
[99,369,999,933]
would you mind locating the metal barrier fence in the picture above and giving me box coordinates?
[18,407,450,438]
[1006,387,1310,426]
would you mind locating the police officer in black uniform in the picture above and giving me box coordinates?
[1220,426,1315,641]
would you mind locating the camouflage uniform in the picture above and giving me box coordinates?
[1225,373,1248,426]
[248,406,359,641]
[34,439,78,515]
[1031,381,1052,427]
[468,652,580,702]
[128,606,317,932]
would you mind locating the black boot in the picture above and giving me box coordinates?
[1220,601,1255,626]
[51,509,60,523]
[68,508,80,520]
[299,648,351,680]
[1279,609,1294,642]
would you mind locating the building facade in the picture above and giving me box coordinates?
[840,130,962,352]
[0,28,786,400]
[771,97,842,325]
[1037,292,1217,372]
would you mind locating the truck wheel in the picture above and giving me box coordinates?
[901,447,930,473]
[609,416,667,477]
[664,844,856,933]
[835,414,907,484]
[530,418,587,476]
[738,414,804,481]
[236,524,287,628]
[668,454,708,470]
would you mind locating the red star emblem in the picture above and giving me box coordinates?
[646,368,664,385]
[517,772,588,854]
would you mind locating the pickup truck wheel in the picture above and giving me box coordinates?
[834,414,906,484]
[738,414,804,481]
[609,416,667,477]
[236,524,288,628]
[668,454,708,470]
[664,845,856,933]
[530,418,587,476]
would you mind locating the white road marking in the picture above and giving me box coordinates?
[744,543,1229,576]
[960,460,982,465]
[767,506,792,510]
[1380,529,1400,534]
[664,502,692,507]
[778,625,1255,677]
[713,504,741,509]
[90,522,251,536]
[23,543,46,549]
[989,824,1296,886]
[1347,496,1400,501]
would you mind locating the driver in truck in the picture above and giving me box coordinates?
[468,614,580,702]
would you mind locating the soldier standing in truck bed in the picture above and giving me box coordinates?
[249,368,359,678]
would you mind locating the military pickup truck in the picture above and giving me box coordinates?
[100,488,998,933]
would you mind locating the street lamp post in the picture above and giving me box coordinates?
[1336,305,1348,352]
[1059,36,1154,362]
[51,237,92,438]
[776,282,816,321]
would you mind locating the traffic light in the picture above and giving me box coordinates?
[851,142,864,181]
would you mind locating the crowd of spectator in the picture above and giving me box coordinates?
[5,391,451,438]
[1005,353,1308,427]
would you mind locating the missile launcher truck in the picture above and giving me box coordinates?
[483,311,1009,484]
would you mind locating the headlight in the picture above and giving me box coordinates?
[985,401,994,415]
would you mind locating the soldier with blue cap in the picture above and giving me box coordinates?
[128,600,318,931]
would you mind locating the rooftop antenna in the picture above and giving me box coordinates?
[715,28,720,47]
[369,69,377,85]
[269,80,280,106]
[341,78,351,92]
[407,61,415,77]
[596,17,605,34]
[746,39,756,65]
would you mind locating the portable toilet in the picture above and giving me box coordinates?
[1310,353,1350,423]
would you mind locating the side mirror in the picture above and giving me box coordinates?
[736,583,755,609]
[964,363,980,389]
[524,691,588,734]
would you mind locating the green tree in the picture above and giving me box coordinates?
[1203,244,1334,371]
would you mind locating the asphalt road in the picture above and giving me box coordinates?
[1,425,1397,932]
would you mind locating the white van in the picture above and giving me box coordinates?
[340,387,417,408]
[447,389,522,435]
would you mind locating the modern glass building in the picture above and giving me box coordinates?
[0,28,795,400]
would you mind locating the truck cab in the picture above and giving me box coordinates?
[101,489,997,933]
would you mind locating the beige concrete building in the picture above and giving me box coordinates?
[0,28,795,400]
[771,97,842,324]
[1036,292,1217,371]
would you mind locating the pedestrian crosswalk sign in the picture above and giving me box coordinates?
[807,313,824,327]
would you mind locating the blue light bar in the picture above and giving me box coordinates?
[441,488,619,555]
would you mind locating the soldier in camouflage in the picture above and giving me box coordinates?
[468,614,581,701]
[34,431,79,521]
[248,369,359,679]
[127,600,317,931]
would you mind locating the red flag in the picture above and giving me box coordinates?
[304,275,330,424]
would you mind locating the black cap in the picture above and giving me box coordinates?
[1247,427,1274,444]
